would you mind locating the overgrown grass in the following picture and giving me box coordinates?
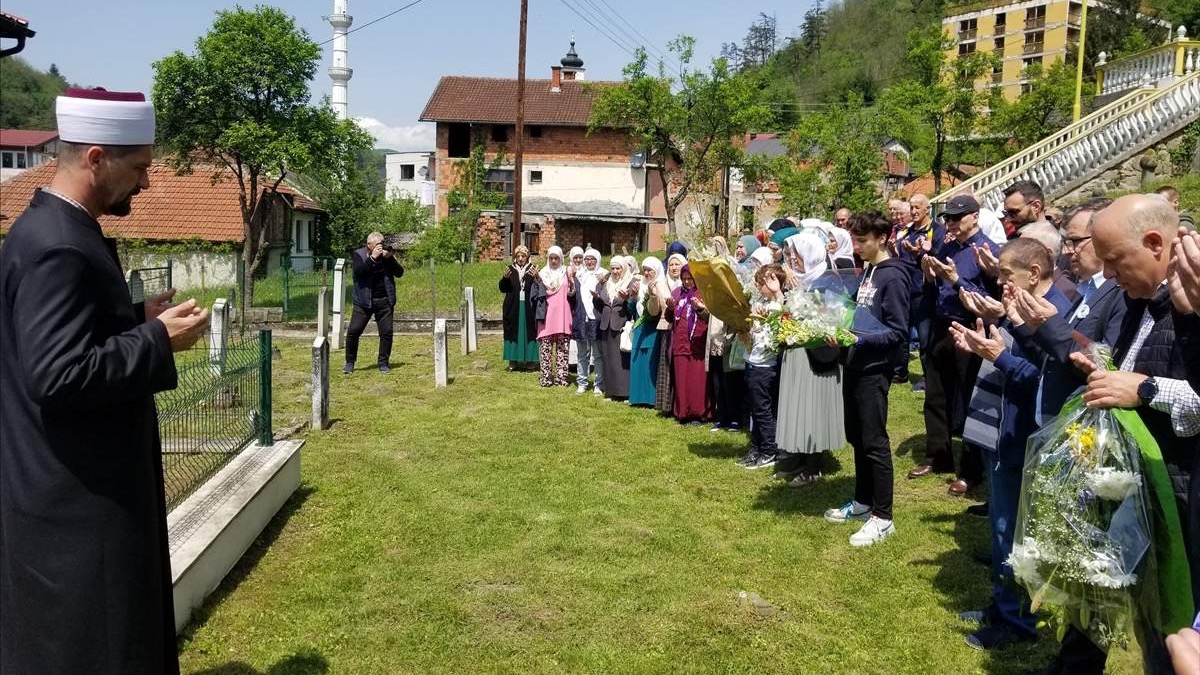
[175,336,1143,674]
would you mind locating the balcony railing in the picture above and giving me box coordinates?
[1024,17,1045,29]
[1023,42,1044,55]
[959,29,977,41]
[1096,27,1200,95]
[991,71,1003,83]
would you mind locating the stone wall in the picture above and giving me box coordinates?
[120,250,240,291]
[1059,126,1197,205]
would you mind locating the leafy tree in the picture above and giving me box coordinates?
[590,36,772,237]
[741,13,778,68]
[774,92,897,215]
[990,61,1084,148]
[0,58,69,129]
[799,1,827,57]
[152,6,372,306]
[881,25,995,194]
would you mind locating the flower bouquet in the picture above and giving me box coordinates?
[689,257,752,332]
[761,287,857,350]
[1011,345,1194,650]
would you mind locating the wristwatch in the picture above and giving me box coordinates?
[1136,376,1158,406]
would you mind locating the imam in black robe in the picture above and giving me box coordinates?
[0,190,180,674]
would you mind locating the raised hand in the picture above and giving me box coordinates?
[953,318,1006,362]
[1012,287,1059,329]
[144,289,177,322]
[1168,227,1200,314]
[974,244,1000,278]
[157,299,210,352]
[959,288,1004,321]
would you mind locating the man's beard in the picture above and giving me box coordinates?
[107,189,138,217]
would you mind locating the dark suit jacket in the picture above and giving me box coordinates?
[350,246,404,309]
[0,189,181,674]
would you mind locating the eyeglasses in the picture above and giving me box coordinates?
[1062,236,1092,252]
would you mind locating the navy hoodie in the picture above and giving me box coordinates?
[844,258,912,374]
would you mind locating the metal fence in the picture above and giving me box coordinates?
[156,329,273,510]
[127,264,172,304]
[273,254,337,321]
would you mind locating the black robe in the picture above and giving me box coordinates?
[498,264,538,343]
[0,190,180,674]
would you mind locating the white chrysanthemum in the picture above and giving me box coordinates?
[1007,543,1043,586]
[1086,468,1142,501]
[1080,551,1137,589]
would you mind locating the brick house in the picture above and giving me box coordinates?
[418,41,669,259]
[0,129,58,182]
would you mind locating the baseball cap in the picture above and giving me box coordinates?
[941,194,980,217]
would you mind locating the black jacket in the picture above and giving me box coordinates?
[844,258,912,374]
[350,246,404,309]
[0,190,181,674]
[499,264,538,342]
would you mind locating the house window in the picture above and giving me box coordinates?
[994,36,1005,51]
[491,125,509,143]
[484,169,515,207]
[0,152,12,169]
[400,164,415,180]
[294,219,307,252]
[448,123,471,158]
[1025,5,1046,29]
[959,42,977,55]
[1023,56,1043,68]
[529,126,543,138]
[994,11,1007,28]
[529,170,543,184]
[15,153,26,169]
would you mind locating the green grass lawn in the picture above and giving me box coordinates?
[176,336,1142,675]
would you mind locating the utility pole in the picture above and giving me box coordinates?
[512,0,528,254]
[1072,0,1089,122]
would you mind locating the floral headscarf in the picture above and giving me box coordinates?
[672,264,702,340]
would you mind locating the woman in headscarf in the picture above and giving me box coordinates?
[663,240,688,268]
[595,255,638,401]
[669,264,713,423]
[761,231,846,480]
[829,227,857,271]
[629,257,668,407]
[655,252,688,415]
[565,246,586,374]
[734,235,761,264]
[535,246,574,387]
[571,248,606,395]
[767,219,799,263]
[499,245,539,370]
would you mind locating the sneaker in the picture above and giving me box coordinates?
[742,453,777,470]
[594,389,605,398]
[736,449,759,467]
[576,385,588,395]
[824,500,872,524]
[958,610,989,625]
[787,471,822,487]
[849,516,895,547]
[727,423,741,432]
[378,363,391,373]
[964,625,1034,651]
[710,424,725,432]
[342,362,354,375]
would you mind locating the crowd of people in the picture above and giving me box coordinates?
[499,181,1200,674]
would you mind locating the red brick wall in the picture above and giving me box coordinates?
[476,214,504,261]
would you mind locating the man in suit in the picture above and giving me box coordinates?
[344,231,404,374]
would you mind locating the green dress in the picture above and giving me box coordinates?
[500,265,539,363]
[502,300,538,362]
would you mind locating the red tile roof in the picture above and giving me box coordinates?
[0,161,322,241]
[0,129,58,147]
[419,76,619,126]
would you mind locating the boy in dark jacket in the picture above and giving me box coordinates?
[824,212,911,547]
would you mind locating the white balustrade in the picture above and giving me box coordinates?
[1098,39,1200,95]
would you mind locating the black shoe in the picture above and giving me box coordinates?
[743,453,777,470]
[378,363,391,373]
[966,501,989,517]
[342,362,354,375]
[911,378,926,392]
[736,450,758,467]
[891,372,909,384]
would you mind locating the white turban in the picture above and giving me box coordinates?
[56,88,155,146]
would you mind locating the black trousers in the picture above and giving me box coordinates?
[710,356,746,427]
[844,370,894,520]
[745,363,779,454]
[923,321,984,482]
[345,299,394,366]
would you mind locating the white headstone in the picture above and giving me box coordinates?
[434,318,448,388]
[209,298,230,376]
[316,286,330,339]
[464,287,478,353]
[312,335,330,430]
[331,258,346,350]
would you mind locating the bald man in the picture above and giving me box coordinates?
[834,207,852,229]
[1070,194,1200,674]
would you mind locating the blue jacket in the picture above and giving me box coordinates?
[350,246,404,309]
[929,229,1000,323]
[992,285,1074,467]
[895,220,946,298]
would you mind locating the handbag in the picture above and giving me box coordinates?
[619,321,634,352]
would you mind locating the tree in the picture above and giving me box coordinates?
[152,6,372,305]
[0,58,69,129]
[741,13,778,68]
[773,92,898,215]
[799,1,827,57]
[881,25,995,194]
[990,61,1082,148]
[589,36,772,237]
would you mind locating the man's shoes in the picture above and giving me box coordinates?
[964,625,1035,651]
[907,464,937,479]
[743,453,777,470]
[342,362,354,375]
[966,501,989,517]
[710,423,725,433]
[378,363,391,373]
[726,422,741,433]
[948,479,972,496]
[593,389,605,398]
[911,378,926,393]
[736,449,759,467]
[891,372,909,384]
[576,384,588,395]
[824,500,871,524]
[849,516,895,547]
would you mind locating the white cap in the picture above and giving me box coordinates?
[56,88,155,146]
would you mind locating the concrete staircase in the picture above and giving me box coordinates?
[935,28,1200,211]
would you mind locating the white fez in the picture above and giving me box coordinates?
[56,88,155,146]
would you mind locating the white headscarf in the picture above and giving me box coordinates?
[638,256,666,316]
[539,245,567,293]
[665,253,688,291]
[567,245,584,262]
[578,248,605,320]
[749,247,774,268]
[830,228,854,264]
[786,231,828,290]
[605,255,634,299]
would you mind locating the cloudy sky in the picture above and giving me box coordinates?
[14,0,815,151]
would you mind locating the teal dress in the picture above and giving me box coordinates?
[628,310,661,406]
[500,266,538,364]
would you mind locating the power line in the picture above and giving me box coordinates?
[587,0,671,65]
[556,0,639,60]
[317,0,431,46]
[560,0,683,80]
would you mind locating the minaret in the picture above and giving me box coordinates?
[328,0,353,120]
[560,36,585,81]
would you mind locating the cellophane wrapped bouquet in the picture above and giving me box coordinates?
[761,287,857,350]
[1010,344,1191,650]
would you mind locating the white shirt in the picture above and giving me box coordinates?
[1119,299,1200,437]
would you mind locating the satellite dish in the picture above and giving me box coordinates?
[630,151,646,169]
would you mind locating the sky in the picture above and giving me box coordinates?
[10,0,816,151]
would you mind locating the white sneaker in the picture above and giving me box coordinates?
[849,516,895,548]
[576,384,588,395]
[594,389,604,398]
[824,500,871,524]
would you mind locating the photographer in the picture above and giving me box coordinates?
[344,231,404,374]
